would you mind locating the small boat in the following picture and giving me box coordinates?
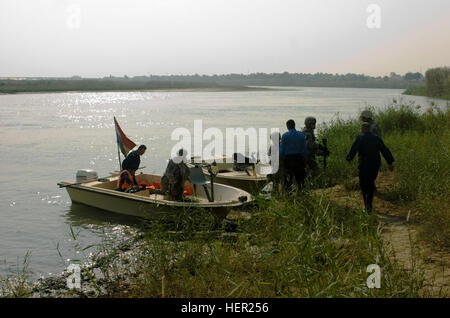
[58,169,253,220]
[188,155,269,193]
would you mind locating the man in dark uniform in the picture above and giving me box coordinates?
[346,122,394,212]
[279,119,308,190]
[122,144,146,179]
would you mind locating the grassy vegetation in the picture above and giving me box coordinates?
[404,86,450,100]
[1,101,448,298]
[69,195,426,298]
[403,86,428,98]
[0,252,33,298]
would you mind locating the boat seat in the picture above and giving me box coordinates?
[232,152,257,176]
[189,167,208,185]
[189,167,213,202]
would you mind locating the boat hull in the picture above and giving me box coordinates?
[60,174,252,220]
[206,175,267,193]
[66,186,187,219]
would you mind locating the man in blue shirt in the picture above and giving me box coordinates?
[279,119,308,190]
[346,122,394,212]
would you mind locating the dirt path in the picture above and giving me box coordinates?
[317,172,449,296]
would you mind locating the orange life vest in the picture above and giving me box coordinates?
[183,185,193,196]
[145,182,161,191]
[117,170,135,191]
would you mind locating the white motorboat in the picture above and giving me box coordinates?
[58,169,253,220]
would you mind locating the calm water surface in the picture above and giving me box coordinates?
[0,87,445,279]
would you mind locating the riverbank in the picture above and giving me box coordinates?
[319,172,449,295]
[403,86,450,101]
[1,101,448,297]
[0,78,269,94]
[402,67,450,101]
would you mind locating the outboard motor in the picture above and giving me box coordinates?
[76,169,98,183]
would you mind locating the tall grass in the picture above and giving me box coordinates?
[0,252,33,297]
[84,192,426,298]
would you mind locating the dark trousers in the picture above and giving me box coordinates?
[283,154,306,190]
[161,176,184,201]
[359,170,378,212]
[305,158,320,178]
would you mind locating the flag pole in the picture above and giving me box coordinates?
[114,116,122,171]
[117,142,122,171]
[114,116,135,172]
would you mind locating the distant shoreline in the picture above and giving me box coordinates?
[0,78,275,95]
[0,71,425,94]
[0,84,412,96]
[0,86,272,95]
[402,86,450,101]
[0,86,410,96]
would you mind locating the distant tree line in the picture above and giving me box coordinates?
[130,72,424,89]
[0,71,427,93]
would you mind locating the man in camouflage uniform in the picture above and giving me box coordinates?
[161,149,191,201]
[360,110,382,138]
[302,117,326,178]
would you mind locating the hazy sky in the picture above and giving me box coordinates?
[1,0,449,77]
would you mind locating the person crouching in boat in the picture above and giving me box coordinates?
[161,149,191,201]
[117,168,139,193]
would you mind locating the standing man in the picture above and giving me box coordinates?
[346,122,394,212]
[268,132,284,192]
[360,110,382,138]
[302,116,329,178]
[279,119,308,190]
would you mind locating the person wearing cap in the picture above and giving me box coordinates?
[161,148,191,201]
[360,110,382,138]
[346,122,394,212]
[279,119,308,190]
[302,116,329,178]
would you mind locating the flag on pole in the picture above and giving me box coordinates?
[114,117,136,156]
